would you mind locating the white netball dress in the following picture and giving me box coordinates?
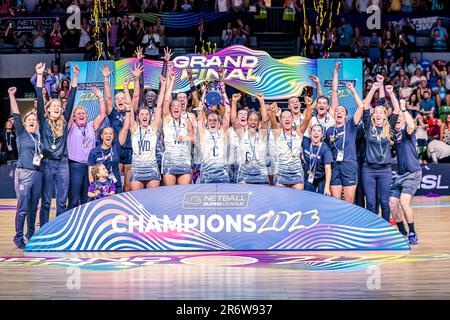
[236,129,269,184]
[130,125,160,182]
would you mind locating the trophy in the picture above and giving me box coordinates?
[204,81,222,107]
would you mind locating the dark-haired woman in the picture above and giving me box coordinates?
[87,108,131,195]
[9,86,43,249]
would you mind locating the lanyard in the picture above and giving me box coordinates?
[173,118,181,143]
[333,124,346,153]
[27,131,42,156]
[139,126,148,154]
[6,132,13,149]
[247,130,258,161]
[208,129,218,157]
[309,142,322,174]
[374,126,385,157]
[77,124,87,146]
[283,129,293,152]
[101,147,113,172]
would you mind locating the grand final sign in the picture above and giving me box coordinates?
[25,184,408,252]
[71,45,363,119]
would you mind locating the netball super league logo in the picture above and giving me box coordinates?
[183,192,250,209]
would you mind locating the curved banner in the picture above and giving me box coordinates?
[25,184,409,252]
[115,45,318,100]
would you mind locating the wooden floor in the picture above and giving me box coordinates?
[1,196,450,300]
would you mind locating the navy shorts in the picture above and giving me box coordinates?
[119,147,132,165]
[390,170,422,198]
[331,161,358,187]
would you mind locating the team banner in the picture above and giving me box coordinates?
[71,45,363,115]
[115,45,318,99]
[25,184,409,252]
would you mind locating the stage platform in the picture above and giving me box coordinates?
[1,195,450,299]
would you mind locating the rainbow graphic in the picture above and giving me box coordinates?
[25,184,409,252]
[114,45,318,100]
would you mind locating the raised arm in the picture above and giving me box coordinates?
[376,74,385,102]
[310,75,323,97]
[64,64,79,122]
[151,75,166,132]
[385,85,399,115]
[221,84,231,131]
[35,62,46,122]
[162,66,175,118]
[255,93,268,129]
[298,96,315,135]
[8,87,20,115]
[119,104,131,146]
[401,99,415,136]
[188,68,199,108]
[330,62,341,118]
[230,93,241,129]
[131,63,144,112]
[268,102,280,129]
[92,86,107,131]
[364,81,381,109]
[101,65,113,115]
[346,82,364,124]
[196,85,207,134]
[8,86,25,136]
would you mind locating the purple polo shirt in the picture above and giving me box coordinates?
[67,121,96,163]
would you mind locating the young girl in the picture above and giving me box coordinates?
[88,163,116,200]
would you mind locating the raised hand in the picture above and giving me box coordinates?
[376,74,384,83]
[309,75,319,82]
[232,93,241,103]
[400,99,407,110]
[91,86,102,98]
[123,77,130,89]
[304,96,313,105]
[72,65,80,75]
[200,84,206,95]
[35,62,45,74]
[8,87,17,95]
[131,63,144,78]
[168,65,176,82]
[135,46,144,60]
[372,82,382,90]
[276,106,282,118]
[334,61,341,72]
[218,66,225,82]
[159,75,166,85]
[385,85,394,95]
[255,92,264,100]
[163,47,173,62]
[101,65,112,78]
[187,68,193,79]
[269,102,278,112]
[345,81,355,90]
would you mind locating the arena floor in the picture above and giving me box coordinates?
[0,196,450,300]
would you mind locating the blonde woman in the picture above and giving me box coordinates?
[362,80,399,221]
[67,85,107,209]
[35,62,79,227]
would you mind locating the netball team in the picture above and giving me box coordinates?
[9,48,421,249]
